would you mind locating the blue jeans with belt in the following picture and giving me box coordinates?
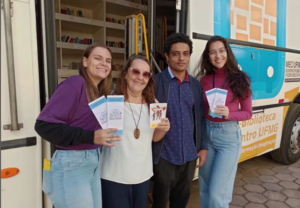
[42,148,102,208]
[198,120,242,208]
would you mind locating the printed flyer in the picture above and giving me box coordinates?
[88,95,108,129]
[107,95,124,135]
[149,103,167,128]
[206,88,227,118]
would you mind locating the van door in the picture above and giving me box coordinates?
[1,0,42,207]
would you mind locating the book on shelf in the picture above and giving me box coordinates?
[77,10,83,17]
[60,36,92,45]
[60,9,82,17]
[106,41,125,48]
[118,19,125,24]
[106,17,125,25]
[68,62,81,70]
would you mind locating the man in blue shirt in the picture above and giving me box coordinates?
[152,33,208,208]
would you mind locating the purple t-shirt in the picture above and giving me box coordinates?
[37,76,101,150]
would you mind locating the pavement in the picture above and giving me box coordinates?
[147,154,300,208]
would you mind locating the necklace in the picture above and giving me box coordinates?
[128,99,143,139]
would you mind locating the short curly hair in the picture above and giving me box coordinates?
[164,33,193,55]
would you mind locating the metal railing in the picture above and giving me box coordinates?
[3,0,22,131]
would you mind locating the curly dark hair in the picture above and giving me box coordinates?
[115,54,156,106]
[164,33,193,55]
[194,35,251,101]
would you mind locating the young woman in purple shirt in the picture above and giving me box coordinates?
[35,43,120,208]
[195,36,252,208]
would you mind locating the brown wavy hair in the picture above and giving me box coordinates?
[194,36,251,101]
[115,54,155,105]
[79,43,112,102]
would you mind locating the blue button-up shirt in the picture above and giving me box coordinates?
[160,68,198,165]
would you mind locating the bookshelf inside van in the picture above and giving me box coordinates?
[55,0,148,83]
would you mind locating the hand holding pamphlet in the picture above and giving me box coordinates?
[90,96,168,132]
[206,88,227,118]
[89,95,124,135]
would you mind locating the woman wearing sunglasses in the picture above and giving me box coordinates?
[100,54,170,208]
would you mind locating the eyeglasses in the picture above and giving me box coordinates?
[208,48,227,57]
[128,68,152,79]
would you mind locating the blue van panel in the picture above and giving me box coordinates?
[213,0,287,100]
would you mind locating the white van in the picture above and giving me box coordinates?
[1,0,300,207]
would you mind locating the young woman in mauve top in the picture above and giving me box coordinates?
[194,36,252,208]
[100,54,170,208]
[34,43,120,208]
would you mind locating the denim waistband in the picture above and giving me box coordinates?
[206,119,239,127]
[52,148,101,159]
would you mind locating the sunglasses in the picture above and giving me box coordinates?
[128,68,152,79]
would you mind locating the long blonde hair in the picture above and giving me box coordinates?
[79,43,113,102]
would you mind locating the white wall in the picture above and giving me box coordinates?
[187,0,214,74]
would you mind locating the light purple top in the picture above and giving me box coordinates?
[37,76,101,150]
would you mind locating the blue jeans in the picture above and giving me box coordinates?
[198,120,242,208]
[42,149,102,208]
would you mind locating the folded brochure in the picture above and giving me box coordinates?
[205,88,227,118]
[107,95,124,135]
[88,95,108,129]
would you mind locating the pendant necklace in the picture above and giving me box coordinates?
[128,99,143,139]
